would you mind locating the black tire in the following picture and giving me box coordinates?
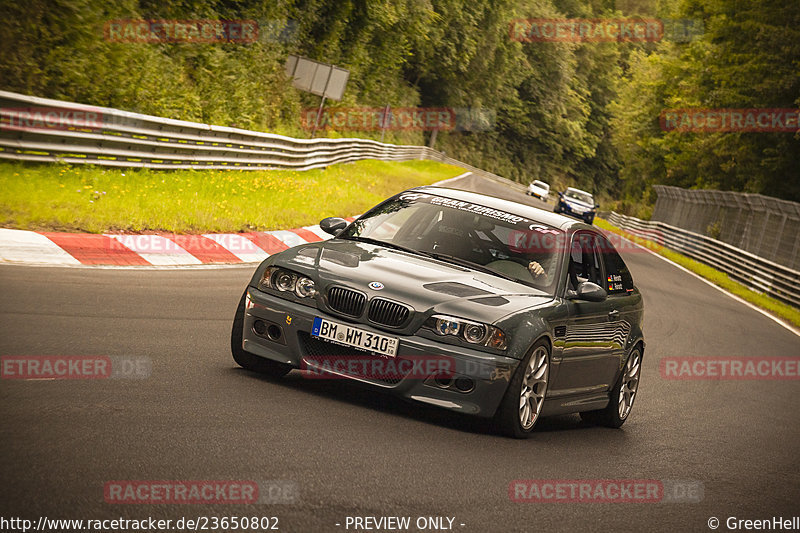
[494,339,550,438]
[580,344,642,428]
[231,291,292,378]
[585,215,595,225]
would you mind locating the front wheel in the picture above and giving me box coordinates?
[231,291,292,378]
[581,345,642,428]
[495,340,550,438]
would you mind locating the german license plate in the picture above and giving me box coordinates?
[311,317,398,357]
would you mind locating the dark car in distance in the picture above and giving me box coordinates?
[555,187,599,225]
[231,187,644,437]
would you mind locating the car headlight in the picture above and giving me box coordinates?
[259,267,317,298]
[295,276,317,298]
[423,314,507,350]
[274,270,296,291]
[463,323,489,344]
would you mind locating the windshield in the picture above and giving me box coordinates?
[533,181,549,191]
[338,192,565,293]
[565,189,593,204]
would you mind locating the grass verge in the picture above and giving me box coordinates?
[595,218,800,329]
[0,159,463,234]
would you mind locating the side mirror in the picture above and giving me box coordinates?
[571,281,607,302]
[320,217,348,236]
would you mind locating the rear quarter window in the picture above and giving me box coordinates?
[598,235,634,295]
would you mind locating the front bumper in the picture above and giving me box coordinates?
[530,191,548,201]
[559,204,594,221]
[241,287,520,417]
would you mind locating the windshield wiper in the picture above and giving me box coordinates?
[426,252,520,283]
[343,236,428,257]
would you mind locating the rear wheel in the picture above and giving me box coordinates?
[495,340,550,438]
[231,291,292,378]
[581,345,642,428]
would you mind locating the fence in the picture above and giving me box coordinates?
[652,185,800,271]
[606,211,800,308]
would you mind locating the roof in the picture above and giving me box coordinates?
[565,186,593,196]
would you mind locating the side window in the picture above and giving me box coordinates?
[597,235,634,294]
[568,232,603,288]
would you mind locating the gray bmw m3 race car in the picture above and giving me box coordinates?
[232,187,644,437]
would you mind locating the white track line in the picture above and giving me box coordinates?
[268,230,309,248]
[0,229,80,265]
[301,225,333,241]
[202,233,269,263]
[433,171,472,186]
[616,230,800,338]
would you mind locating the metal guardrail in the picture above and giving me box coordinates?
[606,211,800,308]
[0,89,529,196]
[0,88,534,203]
[0,90,432,171]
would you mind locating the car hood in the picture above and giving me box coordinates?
[274,239,553,323]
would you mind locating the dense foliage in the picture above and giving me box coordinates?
[1,0,798,205]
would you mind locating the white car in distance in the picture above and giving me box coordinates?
[526,180,550,201]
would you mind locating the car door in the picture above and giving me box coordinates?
[596,233,640,366]
[550,231,620,397]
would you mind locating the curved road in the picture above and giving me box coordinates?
[1,176,798,532]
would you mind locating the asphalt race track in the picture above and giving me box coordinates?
[1,175,798,532]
